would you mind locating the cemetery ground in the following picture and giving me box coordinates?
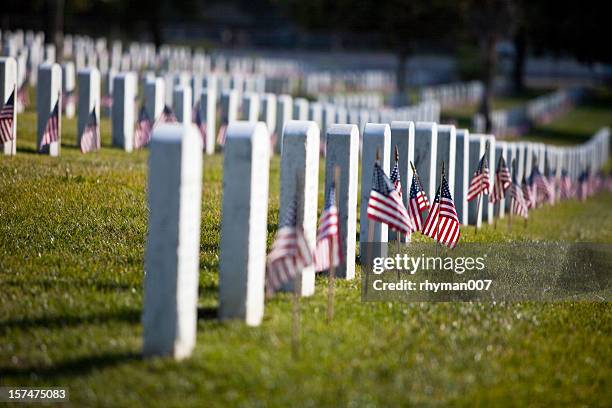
[1,93,611,406]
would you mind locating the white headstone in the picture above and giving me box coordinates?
[36,63,62,156]
[219,122,270,326]
[436,125,456,197]
[172,85,192,124]
[293,98,309,121]
[274,94,292,154]
[454,129,470,225]
[200,87,217,155]
[325,124,359,279]
[414,122,438,200]
[279,121,320,296]
[389,121,414,242]
[261,93,277,136]
[144,77,165,122]
[0,57,17,155]
[76,68,100,148]
[360,123,390,258]
[61,61,76,118]
[111,72,136,152]
[241,92,260,121]
[482,135,496,224]
[467,134,485,227]
[142,123,203,360]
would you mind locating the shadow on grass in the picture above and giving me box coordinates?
[0,308,141,333]
[197,306,218,321]
[0,351,141,379]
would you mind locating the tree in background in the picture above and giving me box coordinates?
[275,0,460,105]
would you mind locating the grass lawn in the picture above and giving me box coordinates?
[1,99,611,406]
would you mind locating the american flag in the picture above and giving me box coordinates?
[0,89,15,143]
[80,108,99,153]
[101,94,113,109]
[490,156,511,203]
[530,167,554,205]
[367,160,415,234]
[467,151,490,201]
[192,102,206,148]
[314,183,342,272]
[389,159,402,198]
[407,164,429,232]
[422,172,461,249]
[509,172,528,219]
[266,192,313,296]
[559,169,573,199]
[217,124,228,146]
[16,84,29,111]
[154,105,177,127]
[522,175,536,209]
[577,170,590,201]
[134,106,153,149]
[39,98,60,150]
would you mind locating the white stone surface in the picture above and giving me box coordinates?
[143,123,203,360]
[241,92,260,121]
[455,129,470,225]
[0,57,17,155]
[144,77,165,122]
[360,123,390,258]
[279,120,320,296]
[111,72,136,152]
[76,68,100,147]
[173,85,192,124]
[467,134,485,227]
[274,94,292,154]
[219,122,270,326]
[436,125,456,197]
[325,124,359,279]
[37,63,62,156]
[414,122,438,201]
[389,121,415,242]
[200,87,217,155]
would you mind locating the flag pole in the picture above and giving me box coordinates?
[327,166,341,324]
[474,141,489,234]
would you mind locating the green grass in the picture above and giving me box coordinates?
[1,98,611,407]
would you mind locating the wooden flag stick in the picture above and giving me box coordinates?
[474,193,481,234]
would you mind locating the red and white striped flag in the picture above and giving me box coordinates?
[509,172,528,219]
[389,159,402,198]
[0,89,15,143]
[101,94,112,109]
[407,164,429,232]
[467,151,490,202]
[367,160,415,235]
[39,98,60,150]
[422,172,461,249]
[490,156,511,203]
[266,193,313,296]
[522,175,536,209]
[577,170,589,201]
[217,124,228,146]
[134,106,153,149]
[531,167,554,205]
[314,183,342,272]
[80,108,99,153]
[154,105,177,128]
[559,170,573,199]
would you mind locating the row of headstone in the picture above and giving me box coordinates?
[473,87,586,136]
[420,80,483,108]
[318,92,384,110]
[141,118,610,359]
